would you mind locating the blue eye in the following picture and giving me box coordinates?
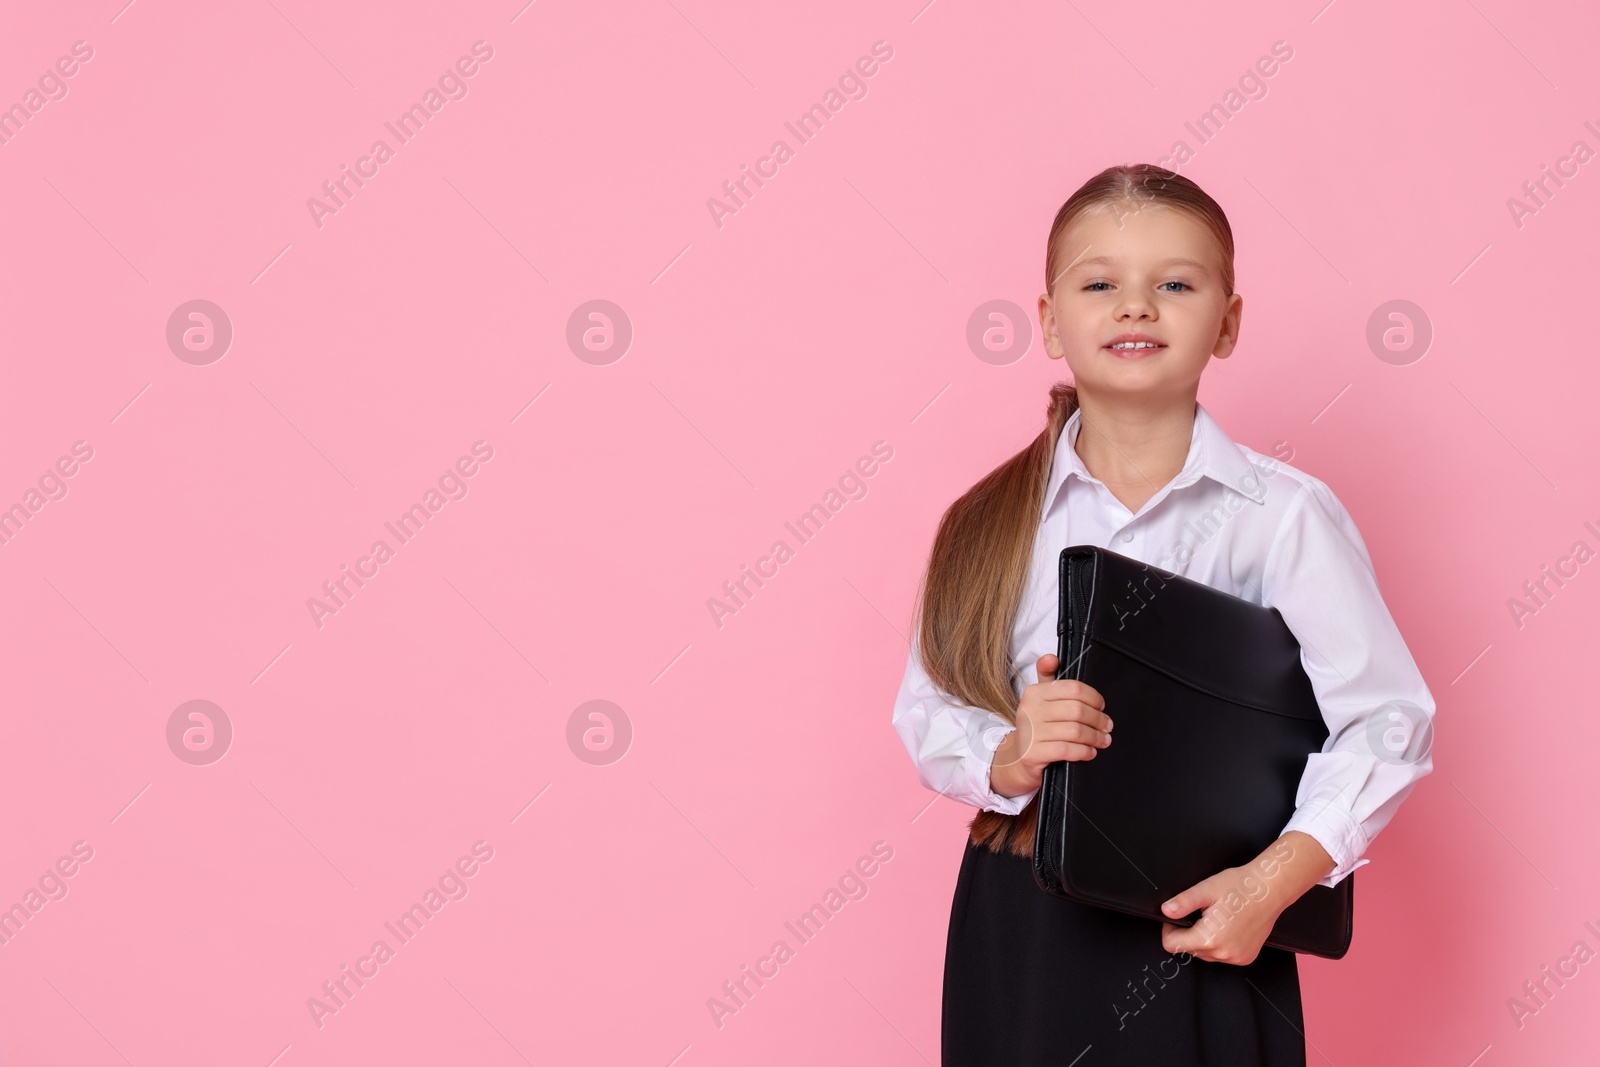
[1083,280,1191,292]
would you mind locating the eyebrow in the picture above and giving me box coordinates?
[1067,255,1212,271]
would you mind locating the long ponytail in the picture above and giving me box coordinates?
[912,382,1076,857]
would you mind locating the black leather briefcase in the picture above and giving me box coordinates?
[1032,545,1354,959]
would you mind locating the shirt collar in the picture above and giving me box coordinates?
[1042,400,1268,520]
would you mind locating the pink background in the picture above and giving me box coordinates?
[0,0,1595,1063]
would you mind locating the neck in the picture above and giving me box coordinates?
[1072,392,1198,496]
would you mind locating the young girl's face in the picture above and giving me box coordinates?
[1039,202,1242,403]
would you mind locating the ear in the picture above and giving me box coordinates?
[1213,292,1244,359]
[1039,294,1065,360]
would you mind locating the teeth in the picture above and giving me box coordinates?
[1110,341,1160,349]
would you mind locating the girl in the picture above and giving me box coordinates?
[891,164,1436,1066]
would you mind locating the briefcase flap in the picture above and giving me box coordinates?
[1070,547,1323,723]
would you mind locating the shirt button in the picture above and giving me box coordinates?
[1120,531,1133,543]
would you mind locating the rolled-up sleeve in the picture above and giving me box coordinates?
[1261,477,1437,889]
[891,637,1037,814]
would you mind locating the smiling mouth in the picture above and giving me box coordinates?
[1105,341,1165,356]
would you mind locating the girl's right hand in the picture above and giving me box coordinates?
[988,652,1113,799]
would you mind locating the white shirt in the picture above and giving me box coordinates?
[891,401,1436,889]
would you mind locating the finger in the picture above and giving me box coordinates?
[1025,739,1101,764]
[1161,923,1203,958]
[1035,720,1111,748]
[1164,919,1220,961]
[1036,652,1060,682]
[1067,702,1115,733]
[1043,679,1106,710]
[1161,882,1214,920]
[1033,701,1114,736]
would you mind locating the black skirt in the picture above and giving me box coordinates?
[943,839,1307,1067]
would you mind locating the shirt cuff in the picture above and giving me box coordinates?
[972,721,1037,815]
[1280,799,1370,889]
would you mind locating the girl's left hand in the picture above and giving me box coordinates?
[1157,865,1286,966]
[1158,832,1333,965]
